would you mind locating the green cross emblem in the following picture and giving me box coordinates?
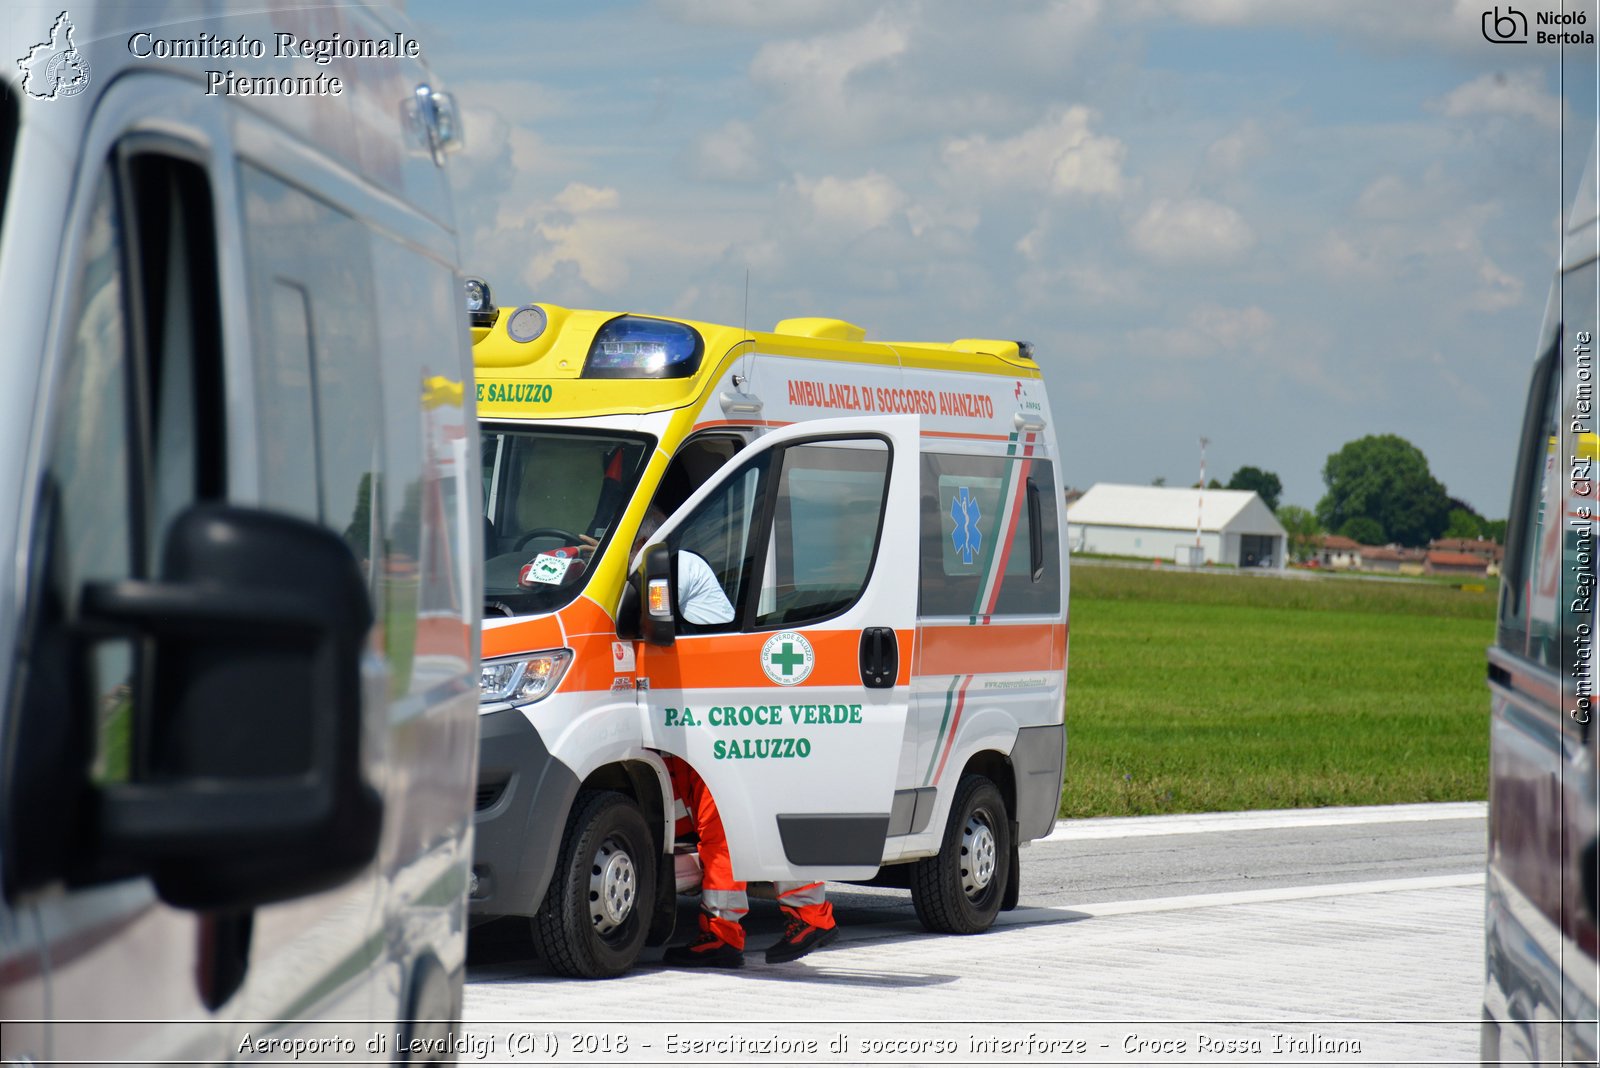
[768,642,806,676]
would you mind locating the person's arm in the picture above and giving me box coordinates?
[675,551,735,625]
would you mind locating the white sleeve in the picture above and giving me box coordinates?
[676,551,735,625]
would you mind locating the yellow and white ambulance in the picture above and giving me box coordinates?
[468,285,1068,977]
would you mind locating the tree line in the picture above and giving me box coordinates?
[1170,434,1504,558]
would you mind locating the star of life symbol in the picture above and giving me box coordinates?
[950,486,983,566]
[18,11,91,100]
[760,630,814,687]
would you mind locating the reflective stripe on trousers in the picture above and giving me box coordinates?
[665,757,835,948]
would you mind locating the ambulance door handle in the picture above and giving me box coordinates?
[859,627,898,689]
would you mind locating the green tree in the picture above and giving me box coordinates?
[1275,504,1320,562]
[1483,518,1508,544]
[1340,516,1385,546]
[1316,434,1450,548]
[1226,466,1283,511]
[1443,508,1484,540]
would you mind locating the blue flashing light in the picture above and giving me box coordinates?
[583,316,704,379]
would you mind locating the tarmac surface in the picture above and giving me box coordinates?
[464,803,1487,1065]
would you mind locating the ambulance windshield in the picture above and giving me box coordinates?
[481,427,653,617]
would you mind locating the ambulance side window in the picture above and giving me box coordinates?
[671,460,768,632]
[668,437,893,631]
[919,454,1061,617]
[753,441,889,628]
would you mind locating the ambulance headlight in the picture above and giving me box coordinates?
[479,649,572,709]
[583,316,704,379]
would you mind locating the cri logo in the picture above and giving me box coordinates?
[1482,6,1529,43]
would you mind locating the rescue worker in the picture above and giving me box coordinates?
[621,507,838,968]
[661,757,838,968]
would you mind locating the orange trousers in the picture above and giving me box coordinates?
[666,756,835,950]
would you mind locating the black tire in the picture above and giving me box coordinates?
[530,790,655,978]
[396,956,457,1063]
[909,774,1011,934]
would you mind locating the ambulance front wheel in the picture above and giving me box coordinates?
[531,790,655,979]
[909,774,1011,935]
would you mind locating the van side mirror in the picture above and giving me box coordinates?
[618,543,675,646]
[78,504,382,911]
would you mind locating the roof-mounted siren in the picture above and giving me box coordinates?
[465,277,497,329]
[1013,340,1036,362]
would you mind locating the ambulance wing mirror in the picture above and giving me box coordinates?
[75,505,381,911]
[618,542,676,646]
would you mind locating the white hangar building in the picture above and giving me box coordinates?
[1067,484,1287,569]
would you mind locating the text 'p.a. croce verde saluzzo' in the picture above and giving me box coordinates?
[662,702,864,760]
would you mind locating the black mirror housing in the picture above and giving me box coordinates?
[620,542,676,646]
[79,504,381,910]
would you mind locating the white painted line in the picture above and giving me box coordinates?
[994,873,1485,925]
[1041,801,1486,842]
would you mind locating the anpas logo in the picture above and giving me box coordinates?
[761,631,814,687]
[17,11,91,100]
[1013,379,1044,413]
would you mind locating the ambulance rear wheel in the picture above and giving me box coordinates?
[531,790,654,979]
[909,775,1010,934]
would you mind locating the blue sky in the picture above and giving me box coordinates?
[409,0,1598,519]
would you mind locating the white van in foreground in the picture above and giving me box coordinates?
[1482,144,1599,1064]
[0,4,479,1062]
[469,294,1069,977]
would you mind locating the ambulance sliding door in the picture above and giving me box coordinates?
[639,415,918,881]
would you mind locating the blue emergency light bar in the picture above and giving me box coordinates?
[583,315,704,379]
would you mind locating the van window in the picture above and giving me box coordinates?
[481,427,653,616]
[1500,340,1566,668]
[0,82,15,244]
[239,164,380,546]
[10,150,224,886]
[920,454,1061,617]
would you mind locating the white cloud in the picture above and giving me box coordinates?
[1435,70,1563,129]
[1129,197,1255,263]
[1317,171,1526,314]
[942,106,1127,198]
[686,120,774,183]
[1131,0,1497,52]
[749,12,909,113]
[792,171,908,232]
[1126,303,1274,360]
[1201,120,1269,177]
[552,183,620,214]
[653,0,859,29]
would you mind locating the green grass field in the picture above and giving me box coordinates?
[1062,564,1496,817]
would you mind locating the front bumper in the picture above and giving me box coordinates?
[469,708,580,918]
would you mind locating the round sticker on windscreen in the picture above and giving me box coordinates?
[761,631,814,686]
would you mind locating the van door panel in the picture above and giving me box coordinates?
[640,415,919,881]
